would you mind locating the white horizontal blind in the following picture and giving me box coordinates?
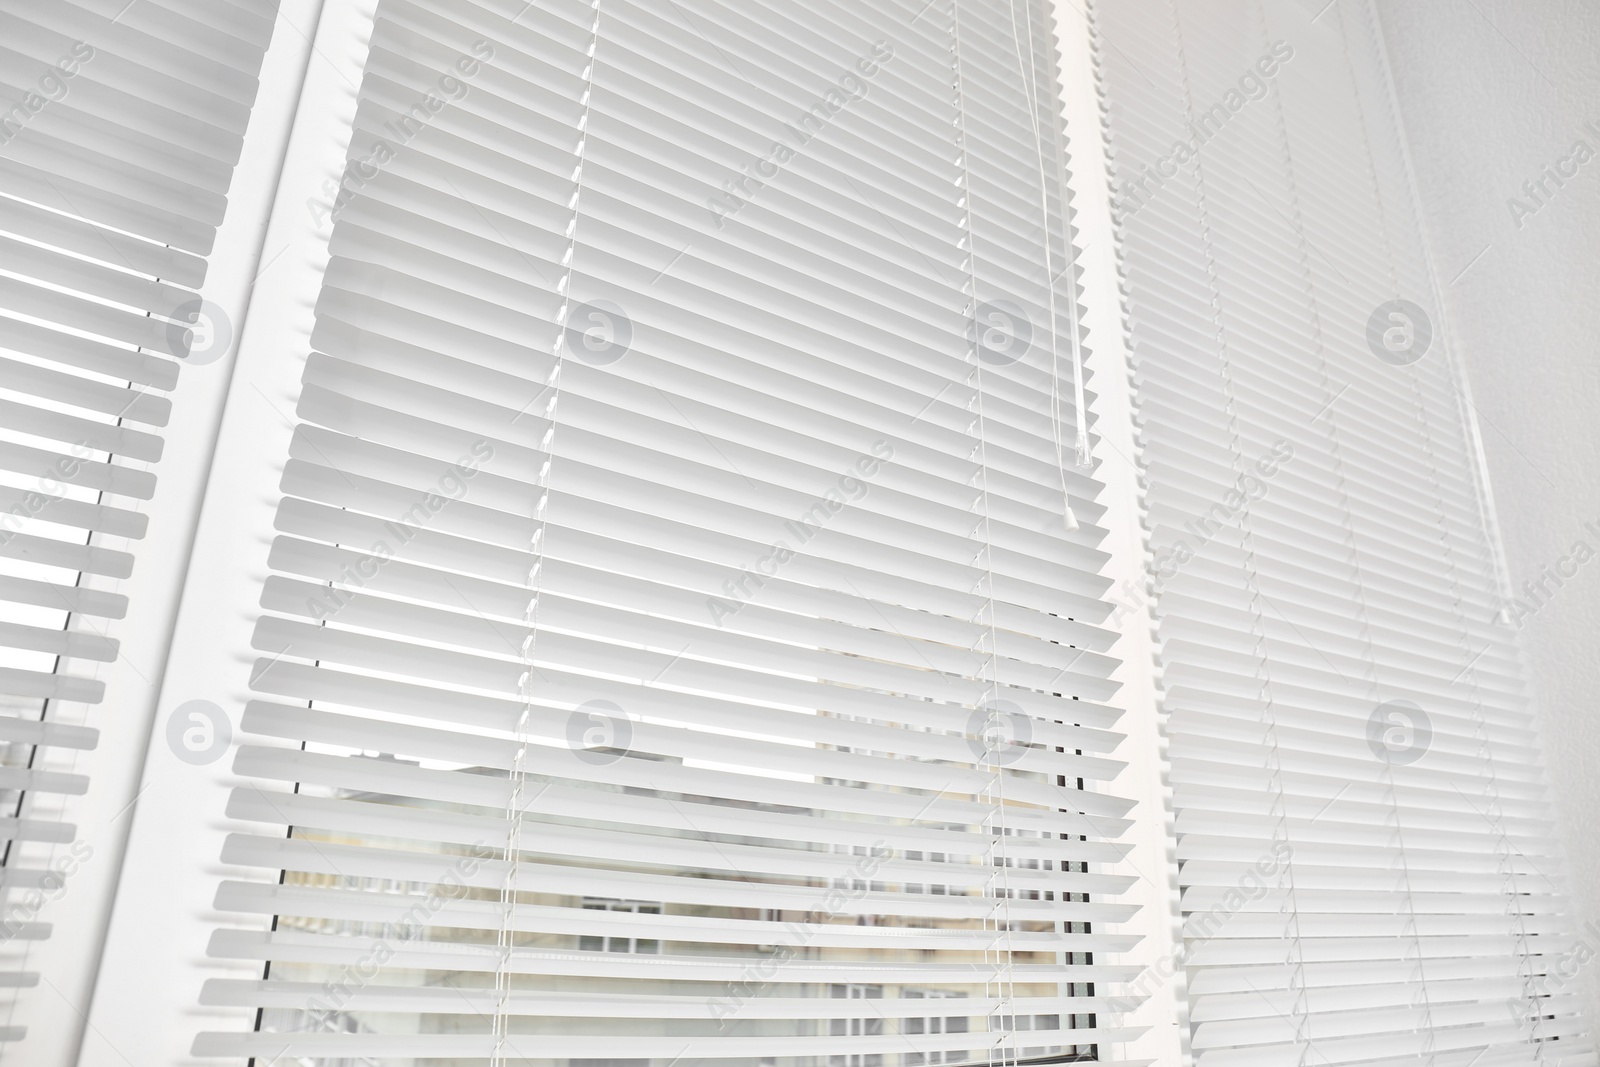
[194,0,1151,1063]
[1091,0,1590,1064]
[0,0,277,1031]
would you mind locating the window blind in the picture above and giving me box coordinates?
[1091,0,1590,1063]
[194,0,1150,1063]
[0,0,277,1025]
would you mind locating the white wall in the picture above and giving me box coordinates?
[1375,0,1600,1016]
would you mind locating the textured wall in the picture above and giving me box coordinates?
[1376,0,1600,1016]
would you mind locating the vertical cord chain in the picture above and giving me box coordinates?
[1242,0,1441,1055]
[1351,0,1544,1050]
[1009,0,1089,1052]
[1163,0,1313,1059]
[1008,0,1090,513]
[489,4,600,1060]
[952,4,1022,1062]
[1336,1,1540,1053]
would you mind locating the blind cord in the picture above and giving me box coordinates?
[1163,1,1316,1058]
[1354,0,1545,1048]
[1009,0,1089,1055]
[953,3,1024,1061]
[1008,0,1092,532]
[491,3,602,1060]
[1339,1,1538,1053]
[1243,0,1444,1058]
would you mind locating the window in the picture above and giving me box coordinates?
[1093,0,1587,1060]
[185,0,1137,1061]
[904,849,951,895]
[0,0,1588,1063]
[830,983,886,1067]
[0,0,278,1044]
[904,989,970,1067]
[578,897,661,955]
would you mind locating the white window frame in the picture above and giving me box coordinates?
[67,3,380,1065]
